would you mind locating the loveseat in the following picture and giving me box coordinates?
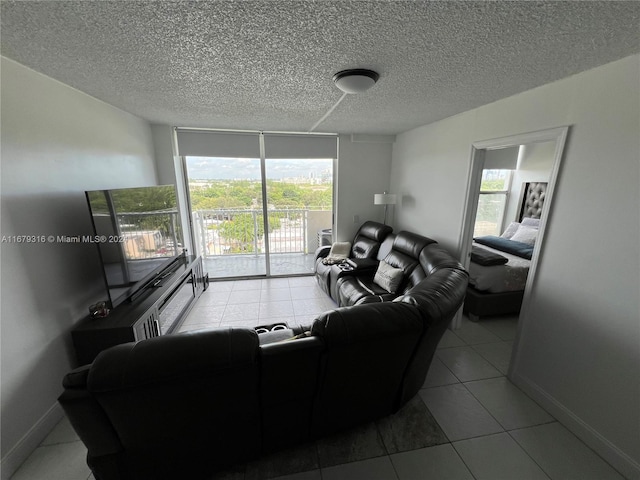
[59,239,468,480]
[315,225,460,308]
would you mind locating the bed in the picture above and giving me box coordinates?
[463,182,547,321]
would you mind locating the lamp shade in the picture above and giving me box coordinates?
[374,193,397,205]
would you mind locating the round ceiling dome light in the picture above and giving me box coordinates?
[333,69,379,94]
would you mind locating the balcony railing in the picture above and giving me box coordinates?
[116,211,183,260]
[192,208,331,259]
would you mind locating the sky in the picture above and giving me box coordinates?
[185,156,332,180]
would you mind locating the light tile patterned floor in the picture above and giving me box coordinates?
[10,278,627,480]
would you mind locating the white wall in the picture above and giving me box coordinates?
[391,112,475,252]
[335,135,394,241]
[0,58,157,477]
[390,55,640,477]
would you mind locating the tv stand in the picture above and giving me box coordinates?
[71,255,207,365]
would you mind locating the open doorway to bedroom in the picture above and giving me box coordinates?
[458,126,569,373]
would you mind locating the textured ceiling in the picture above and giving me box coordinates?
[1,1,639,135]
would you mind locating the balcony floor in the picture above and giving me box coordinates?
[203,252,316,279]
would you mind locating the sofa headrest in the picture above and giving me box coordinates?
[88,327,259,392]
[352,237,379,259]
[392,231,436,259]
[419,244,464,276]
[311,302,422,348]
[356,221,393,242]
[396,269,469,325]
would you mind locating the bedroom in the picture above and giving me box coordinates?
[464,138,558,323]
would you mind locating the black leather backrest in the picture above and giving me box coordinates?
[399,269,469,323]
[310,302,423,436]
[419,244,464,276]
[351,221,393,259]
[395,268,469,406]
[356,221,393,242]
[382,231,437,292]
[88,327,259,392]
[85,328,263,474]
[392,231,436,258]
[352,237,379,259]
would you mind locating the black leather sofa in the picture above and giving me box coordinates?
[314,220,392,299]
[335,231,436,306]
[316,225,461,309]
[59,234,468,480]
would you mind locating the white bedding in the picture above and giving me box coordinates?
[468,242,531,293]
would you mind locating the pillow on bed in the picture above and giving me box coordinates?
[373,260,404,293]
[521,217,541,229]
[500,222,520,239]
[510,225,538,245]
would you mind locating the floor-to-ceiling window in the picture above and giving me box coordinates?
[177,129,336,279]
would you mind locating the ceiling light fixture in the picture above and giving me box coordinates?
[309,68,380,132]
[333,69,380,94]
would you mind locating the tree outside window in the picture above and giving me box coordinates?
[474,170,511,237]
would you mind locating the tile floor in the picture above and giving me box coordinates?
[203,252,317,279]
[10,277,626,480]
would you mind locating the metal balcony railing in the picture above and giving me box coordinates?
[116,211,183,260]
[192,208,330,259]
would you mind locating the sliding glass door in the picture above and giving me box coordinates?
[178,130,336,279]
[185,155,267,277]
[264,157,333,276]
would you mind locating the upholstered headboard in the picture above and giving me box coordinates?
[517,182,547,221]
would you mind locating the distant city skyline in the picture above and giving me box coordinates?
[186,156,332,181]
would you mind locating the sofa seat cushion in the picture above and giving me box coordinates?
[328,258,379,303]
[336,275,391,306]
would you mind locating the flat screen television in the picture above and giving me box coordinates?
[85,185,185,309]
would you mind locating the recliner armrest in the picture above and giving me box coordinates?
[314,245,331,261]
[58,378,123,457]
[62,364,91,389]
[345,257,379,273]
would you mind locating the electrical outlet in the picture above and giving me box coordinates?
[353,214,360,224]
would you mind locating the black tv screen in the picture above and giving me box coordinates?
[86,185,185,308]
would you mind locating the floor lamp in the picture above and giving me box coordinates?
[374,192,397,225]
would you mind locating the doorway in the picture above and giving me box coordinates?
[458,127,569,371]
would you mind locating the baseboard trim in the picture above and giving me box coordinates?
[510,372,640,480]
[0,402,64,480]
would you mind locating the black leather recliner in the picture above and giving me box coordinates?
[314,221,392,298]
[59,239,468,480]
[336,231,436,306]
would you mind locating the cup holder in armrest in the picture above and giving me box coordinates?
[255,322,289,334]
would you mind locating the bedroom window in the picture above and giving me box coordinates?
[474,169,512,237]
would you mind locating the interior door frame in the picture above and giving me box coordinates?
[457,126,570,373]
